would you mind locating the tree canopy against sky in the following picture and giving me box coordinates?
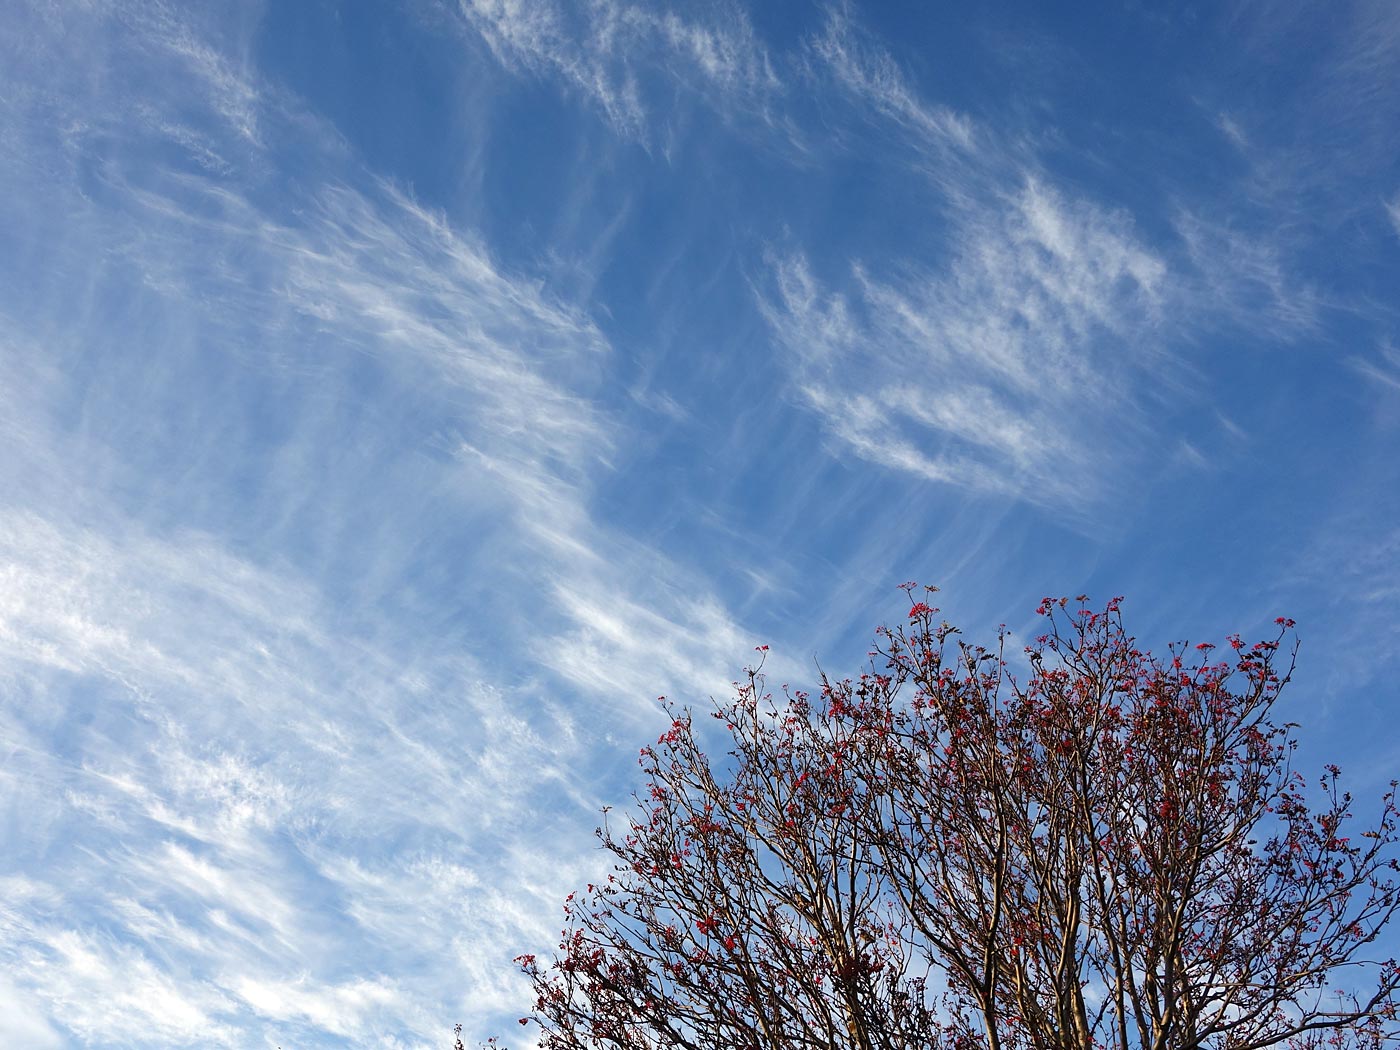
[507,595,1400,1050]
[1,1,1399,1047]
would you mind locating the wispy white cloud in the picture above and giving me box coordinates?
[1192,1,1400,239]
[1172,210,1322,340]
[805,2,975,156]
[231,973,403,1041]
[747,9,1211,508]
[775,3,1400,520]
[0,975,63,1049]
[1350,341,1400,395]
[1216,111,1250,152]
[5,925,238,1047]
[450,0,783,138]
[760,178,1166,505]
[544,579,754,703]
[1281,490,1400,752]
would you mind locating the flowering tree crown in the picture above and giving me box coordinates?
[486,593,1400,1050]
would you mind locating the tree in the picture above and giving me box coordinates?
[498,590,1400,1050]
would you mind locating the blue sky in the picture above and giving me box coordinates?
[2,1,1399,1046]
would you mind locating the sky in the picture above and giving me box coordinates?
[1,1,1399,1046]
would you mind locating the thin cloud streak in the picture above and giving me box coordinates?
[759,177,1166,507]
[1350,343,1400,395]
[449,0,784,139]
[805,2,976,157]
[1171,210,1323,340]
